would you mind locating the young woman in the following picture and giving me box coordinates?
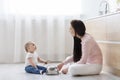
[57,20,103,75]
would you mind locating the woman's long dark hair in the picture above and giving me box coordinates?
[71,20,86,62]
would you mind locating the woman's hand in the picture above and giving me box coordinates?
[57,63,64,71]
[62,68,68,74]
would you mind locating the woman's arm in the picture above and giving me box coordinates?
[63,55,73,64]
[57,55,73,71]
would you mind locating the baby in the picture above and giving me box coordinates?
[24,41,47,74]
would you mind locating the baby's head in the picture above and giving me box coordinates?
[24,41,37,53]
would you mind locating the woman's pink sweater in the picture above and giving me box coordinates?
[63,33,103,65]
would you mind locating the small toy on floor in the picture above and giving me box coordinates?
[46,66,59,75]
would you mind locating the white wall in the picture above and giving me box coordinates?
[80,0,102,20]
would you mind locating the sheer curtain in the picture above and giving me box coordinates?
[0,0,81,63]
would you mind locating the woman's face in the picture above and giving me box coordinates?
[69,26,75,37]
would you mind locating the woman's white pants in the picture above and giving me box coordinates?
[68,63,102,76]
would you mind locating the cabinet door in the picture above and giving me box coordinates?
[85,17,107,41]
[106,13,120,41]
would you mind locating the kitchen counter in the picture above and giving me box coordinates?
[85,11,120,20]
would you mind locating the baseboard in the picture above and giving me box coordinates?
[103,65,120,76]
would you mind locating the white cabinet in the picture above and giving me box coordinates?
[85,12,120,76]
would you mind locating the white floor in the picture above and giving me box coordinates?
[0,63,120,80]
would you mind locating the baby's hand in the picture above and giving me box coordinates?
[44,61,48,64]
